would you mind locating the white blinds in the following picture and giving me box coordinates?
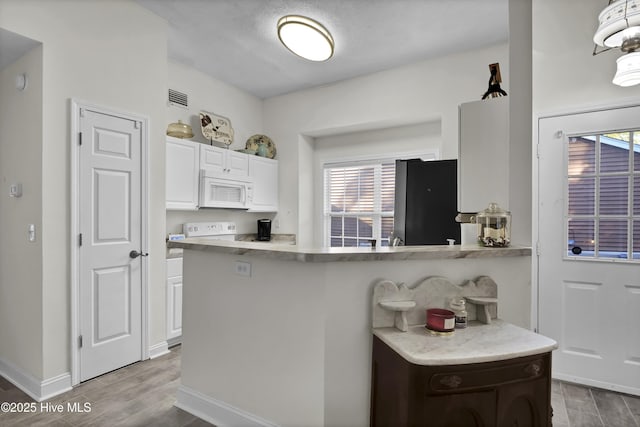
[324,160,395,247]
[324,162,395,215]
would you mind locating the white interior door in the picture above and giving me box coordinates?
[78,108,143,382]
[538,106,640,396]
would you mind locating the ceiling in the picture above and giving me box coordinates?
[136,0,509,99]
[0,28,40,72]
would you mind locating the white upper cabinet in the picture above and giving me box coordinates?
[166,136,200,210]
[248,155,278,212]
[200,144,249,177]
[458,97,509,213]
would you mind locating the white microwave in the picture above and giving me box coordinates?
[199,169,253,209]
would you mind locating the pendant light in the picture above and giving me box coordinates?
[593,0,640,86]
[277,15,334,61]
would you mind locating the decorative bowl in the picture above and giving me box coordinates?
[166,120,194,138]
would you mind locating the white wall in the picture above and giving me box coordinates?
[311,121,442,246]
[531,1,640,326]
[0,43,43,379]
[180,249,532,427]
[165,61,272,236]
[509,0,532,246]
[533,0,640,116]
[0,0,168,382]
[263,43,509,245]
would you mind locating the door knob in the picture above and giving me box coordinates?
[129,250,148,259]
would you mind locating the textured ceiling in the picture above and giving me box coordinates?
[136,0,509,99]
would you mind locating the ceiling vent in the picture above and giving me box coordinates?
[168,88,188,108]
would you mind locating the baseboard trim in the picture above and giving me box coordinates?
[553,372,640,397]
[148,341,170,359]
[175,385,280,427]
[0,357,72,402]
[167,336,182,348]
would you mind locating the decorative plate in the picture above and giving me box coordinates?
[245,134,276,159]
[200,111,234,146]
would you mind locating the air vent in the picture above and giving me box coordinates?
[168,89,188,108]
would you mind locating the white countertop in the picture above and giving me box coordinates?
[373,319,557,365]
[167,238,531,262]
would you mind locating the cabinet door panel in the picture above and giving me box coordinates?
[497,378,550,427]
[458,97,509,213]
[166,276,183,340]
[200,145,225,173]
[166,138,199,210]
[421,390,497,427]
[227,150,249,176]
[248,156,278,212]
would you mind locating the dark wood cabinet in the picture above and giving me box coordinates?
[371,335,552,427]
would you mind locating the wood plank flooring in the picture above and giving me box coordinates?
[0,346,214,427]
[551,379,640,427]
[1,346,639,426]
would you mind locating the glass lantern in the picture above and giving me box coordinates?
[476,202,511,247]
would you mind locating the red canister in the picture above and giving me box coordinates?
[426,308,456,332]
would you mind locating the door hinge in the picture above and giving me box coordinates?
[78,335,83,348]
[79,108,85,118]
[78,132,82,146]
[536,143,540,159]
[79,233,83,246]
[134,121,140,129]
[536,241,541,256]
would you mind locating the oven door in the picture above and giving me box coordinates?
[199,170,253,209]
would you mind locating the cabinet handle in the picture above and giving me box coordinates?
[439,375,462,389]
[524,362,542,377]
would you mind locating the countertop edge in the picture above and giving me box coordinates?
[372,321,558,366]
[168,239,531,262]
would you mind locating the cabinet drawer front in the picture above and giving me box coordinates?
[427,357,546,393]
[166,257,183,278]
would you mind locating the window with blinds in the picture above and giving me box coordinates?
[567,132,640,260]
[324,160,395,247]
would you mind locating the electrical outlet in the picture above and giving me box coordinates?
[234,261,251,277]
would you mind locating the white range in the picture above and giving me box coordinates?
[182,221,237,241]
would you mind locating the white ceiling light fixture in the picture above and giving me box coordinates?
[277,15,334,62]
[593,0,640,86]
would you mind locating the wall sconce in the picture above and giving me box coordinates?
[593,0,640,86]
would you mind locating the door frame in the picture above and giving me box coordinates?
[533,98,640,331]
[69,99,150,386]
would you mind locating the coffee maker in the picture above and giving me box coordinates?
[257,219,271,241]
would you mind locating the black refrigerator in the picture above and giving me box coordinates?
[393,159,460,245]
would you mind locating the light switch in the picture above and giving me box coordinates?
[28,224,36,242]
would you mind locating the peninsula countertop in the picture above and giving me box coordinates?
[167,238,531,262]
[373,320,558,365]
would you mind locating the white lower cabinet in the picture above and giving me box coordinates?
[166,257,183,344]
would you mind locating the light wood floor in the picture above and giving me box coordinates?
[0,345,214,427]
[1,345,639,426]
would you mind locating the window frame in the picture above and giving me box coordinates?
[564,131,640,262]
[322,151,437,248]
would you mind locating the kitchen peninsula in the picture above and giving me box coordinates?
[168,239,533,427]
